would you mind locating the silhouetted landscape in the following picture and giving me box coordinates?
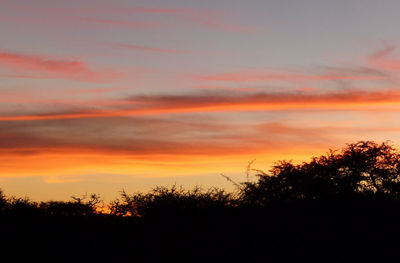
[4,0,400,261]
[1,141,400,262]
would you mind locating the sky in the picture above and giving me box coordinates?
[2,0,400,202]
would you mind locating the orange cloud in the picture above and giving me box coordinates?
[1,89,400,121]
[1,116,395,155]
[256,122,400,138]
[1,114,347,158]
[1,111,396,200]
[0,50,120,82]
[0,119,330,181]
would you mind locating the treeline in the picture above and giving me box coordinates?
[2,141,400,262]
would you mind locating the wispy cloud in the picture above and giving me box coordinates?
[3,4,255,33]
[2,89,400,121]
[196,69,385,83]
[111,43,191,54]
[0,50,121,82]
[1,115,397,159]
[195,86,258,92]
[78,17,166,29]
[0,116,251,156]
[368,45,400,72]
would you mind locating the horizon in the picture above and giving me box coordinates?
[2,0,400,202]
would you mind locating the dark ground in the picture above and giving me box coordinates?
[1,200,399,263]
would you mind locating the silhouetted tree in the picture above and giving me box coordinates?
[242,141,400,205]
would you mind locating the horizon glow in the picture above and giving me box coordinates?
[2,0,400,202]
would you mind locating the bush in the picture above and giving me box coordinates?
[241,141,400,205]
[109,185,235,217]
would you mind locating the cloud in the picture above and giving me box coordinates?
[196,69,385,83]
[111,43,191,54]
[256,122,375,138]
[115,7,256,33]
[92,6,256,33]
[1,89,400,121]
[0,116,257,156]
[1,115,396,160]
[196,86,258,92]
[368,46,400,72]
[0,50,120,82]
[78,17,166,29]
[181,9,256,33]
[3,4,255,33]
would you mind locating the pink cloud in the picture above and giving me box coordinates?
[10,6,194,15]
[296,86,317,92]
[195,86,258,92]
[368,46,400,71]
[0,50,121,82]
[103,6,256,32]
[196,70,385,83]
[184,10,257,33]
[78,17,166,29]
[111,43,191,54]
[4,4,255,33]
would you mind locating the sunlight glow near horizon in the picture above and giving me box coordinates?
[1,0,400,202]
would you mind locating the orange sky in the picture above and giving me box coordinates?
[2,0,400,202]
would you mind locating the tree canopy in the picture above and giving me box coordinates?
[242,141,400,205]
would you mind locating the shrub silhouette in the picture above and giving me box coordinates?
[3,140,399,215]
[242,141,400,205]
[109,185,235,217]
[38,194,101,216]
[0,192,101,217]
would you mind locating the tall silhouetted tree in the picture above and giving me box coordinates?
[242,141,400,205]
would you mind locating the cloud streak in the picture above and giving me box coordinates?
[0,50,120,82]
[196,70,385,83]
[0,116,256,157]
[368,46,400,72]
[78,17,166,29]
[4,4,255,33]
[1,115,396,160]
[111,43,191,54]
[2,89,400,121]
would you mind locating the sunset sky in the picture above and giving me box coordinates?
[2,0,400,202]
